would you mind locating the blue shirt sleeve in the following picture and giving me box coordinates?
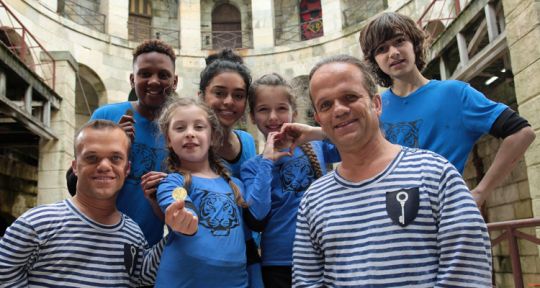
[240,156,273,221]
[460,83,507,134]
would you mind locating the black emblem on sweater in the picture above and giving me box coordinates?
[124,243,139,275]
[386,187,420,227]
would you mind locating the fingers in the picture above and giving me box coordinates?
[165,200,198,235]
[119,114,136,141]
[141,172,167,199]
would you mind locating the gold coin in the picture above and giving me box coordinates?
[172,187,187,201]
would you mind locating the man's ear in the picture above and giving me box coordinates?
[314,112,321,125]
[372,94,382,116]
[173,75,178,90]
[129,74,135,88]
[71,160,78,176]
[126,161,131,177]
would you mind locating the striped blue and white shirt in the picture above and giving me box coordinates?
[292,147,492,287]
[0,199,165,287]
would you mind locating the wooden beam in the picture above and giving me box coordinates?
[451,31,507,82]
[24,85,32,113]
[484,2,499,42]
[0,96,57,140]
[457,32,469,66]
[467,19,487,56]
[0,43,61,110]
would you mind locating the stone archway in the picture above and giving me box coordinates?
[76,64,106,129]
[211,3,242,49]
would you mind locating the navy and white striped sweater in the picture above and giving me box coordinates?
[0,199,164,287]
[292,147,492,288]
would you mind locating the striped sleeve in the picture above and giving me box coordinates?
[139,236,166,285]
[292,195,325,287]
[435,162,492,286]
[0,216,38,287]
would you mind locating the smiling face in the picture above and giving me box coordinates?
[310,62,382,152]
[167,105,213,169]
[373,34,418,81]
[130,51,177,111]
[72,127,131,201]
[201,71,247,129]
[251,85,296,138]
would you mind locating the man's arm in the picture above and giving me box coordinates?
[292,200,324,287]
[138,237,166,286]
[473,109,535,206]
[0,217,39,286]
[436,164,492,286]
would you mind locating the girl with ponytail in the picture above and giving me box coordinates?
[155,98,248,287]
[241,73,341,287]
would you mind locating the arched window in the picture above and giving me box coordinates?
[211,4,242,49]
[299,0,323,40]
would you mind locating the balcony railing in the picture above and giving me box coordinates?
[418,0,471,30]
[60,0,105,33]
[275,18,324,46]
[128,20,180,48]
[488,218,540,288]
[201,29,252,50]
[0,0,55,89]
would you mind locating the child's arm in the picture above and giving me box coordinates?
[435,163,492,286]
[279,123,327,150]
[0,217,39,286]
[241,132,288,223]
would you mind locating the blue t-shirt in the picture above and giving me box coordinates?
[155,173,248,288]
[225,130,257,177]
[91,101,167,246]
[380,80,507,173]
[241,141,340,266]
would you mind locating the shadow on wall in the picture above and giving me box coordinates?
[0,211,16,237]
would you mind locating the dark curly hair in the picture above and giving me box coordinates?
[359,12,428,87]
[132,39,176,67]
[199,48,251,97]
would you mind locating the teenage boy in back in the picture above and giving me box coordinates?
[359,12,535,206]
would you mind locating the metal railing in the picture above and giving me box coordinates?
[417,0,471,29]
[275,18,323,46]
[342,0,388,27]
[60,0,105,33]
[128,21,180,48]
[488,218,540,288]
[201,29,252,50]
[0,0,55,89]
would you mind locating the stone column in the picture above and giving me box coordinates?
[501,0,540,216]
[37,51,77,205]
[321,0,343,36]
[251,0,275,49]
[179,0,201,51]
[100,0,129,39]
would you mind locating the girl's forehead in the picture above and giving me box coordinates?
[208,71,246,88]
[171,105,208,120]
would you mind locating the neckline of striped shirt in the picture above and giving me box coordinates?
[64,199,126,232]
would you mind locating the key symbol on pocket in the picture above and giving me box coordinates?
[396,191,408,225]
